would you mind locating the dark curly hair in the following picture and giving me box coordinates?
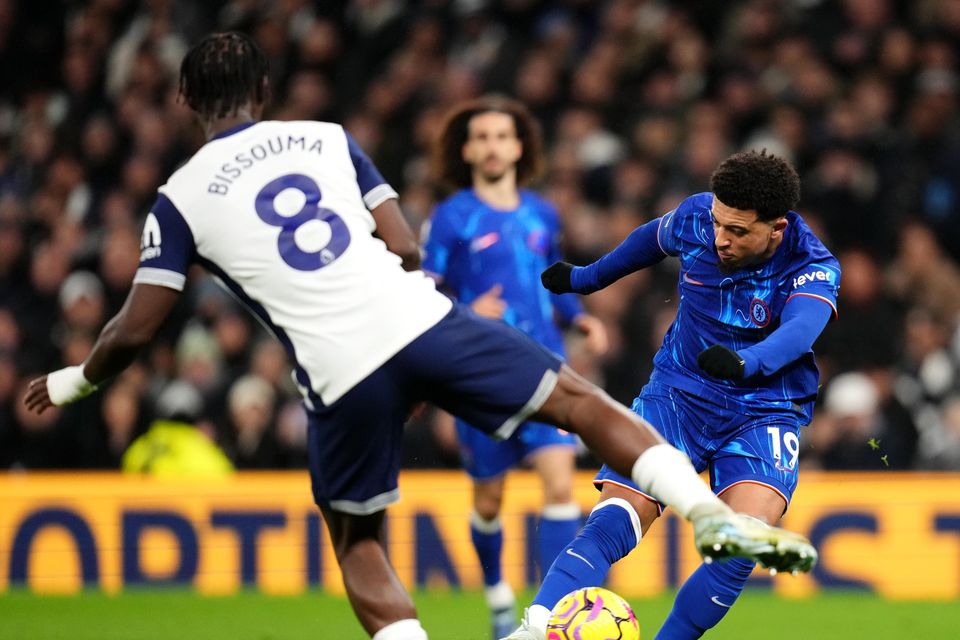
[179,32,269,120]
[709,150,800,221]
[432,95,544,192]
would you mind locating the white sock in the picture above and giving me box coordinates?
[541,502,580,521]
[372,619,428,640]
[470,510,502,533]
[630,444,726,520]
[527,604,552,634]
[484,580,515,610]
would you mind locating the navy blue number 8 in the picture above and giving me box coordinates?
[255,174,350,271]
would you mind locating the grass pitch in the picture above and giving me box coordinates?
[0,589,954,639]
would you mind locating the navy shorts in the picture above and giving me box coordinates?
[594,381,802,510]
[307,304,562,514]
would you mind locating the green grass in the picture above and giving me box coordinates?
[0,589,955,639]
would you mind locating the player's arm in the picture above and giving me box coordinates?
[24,283,181,414]
[344,130,418,270]
[541,216,670,294]
[697,294,834,380]
[545,215,609,354]
[26,193,195,414]
[371,198,420,272]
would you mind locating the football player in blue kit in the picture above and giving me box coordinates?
[25,33,818,640]
[423,96,608,639]
[506,149,840,640]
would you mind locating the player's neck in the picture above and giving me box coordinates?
[472,175,520,211]
[202,105,260,141]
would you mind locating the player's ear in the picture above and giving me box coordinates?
[771,217,788,238]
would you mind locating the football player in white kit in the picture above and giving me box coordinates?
[25,32,817,640]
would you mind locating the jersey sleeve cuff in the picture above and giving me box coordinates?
[363,184,399,210]
[133,267,187,291]
[740,349,761,378]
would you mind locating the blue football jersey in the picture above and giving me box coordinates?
[422,188,581,356]
[652,193,840,422]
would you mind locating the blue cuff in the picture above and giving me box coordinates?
[740,350,761,378]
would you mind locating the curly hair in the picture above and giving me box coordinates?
[179,32,269,120]
[709,149,801,221]
[432,95,544,192]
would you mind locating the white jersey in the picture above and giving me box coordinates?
[134,120,452,407]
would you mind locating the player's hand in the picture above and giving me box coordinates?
[574,314,609,355]
[23,375,54,414]
[697,345,745,380]
[471,284,507,319]
[541,262,574,294]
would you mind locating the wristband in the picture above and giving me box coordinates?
[46,366,98,406]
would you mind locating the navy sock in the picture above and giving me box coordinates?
[654,557,754,640]
[470,512,503,587]
[533,499,639,609]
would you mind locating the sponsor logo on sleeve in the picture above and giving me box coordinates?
[140,213,162,261]
[792,270,832,289]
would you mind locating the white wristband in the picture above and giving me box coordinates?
[46,366,97,406]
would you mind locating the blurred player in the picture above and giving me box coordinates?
[24,33,817,640]
[423,96,608,639]
[507,150,839,640]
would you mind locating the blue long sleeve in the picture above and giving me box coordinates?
[570,218,668,293]
[739,294,834,378]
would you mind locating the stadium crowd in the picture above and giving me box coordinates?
[2,0,960,473]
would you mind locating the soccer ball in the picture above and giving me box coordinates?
[547,586,640,640]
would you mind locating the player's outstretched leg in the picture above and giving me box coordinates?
[690,507,817,574]
[532,365,818,573]
[654,557,754,639]
[321,507,428,639]
[500,498,640,640]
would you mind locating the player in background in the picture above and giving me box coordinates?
[423,96,609,639]
[24,33,817,640]
[505,150,839,640]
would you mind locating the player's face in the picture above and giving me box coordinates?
[462,112,523,183]
[710,196,787,272]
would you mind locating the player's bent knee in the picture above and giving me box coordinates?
[590,497,643,549]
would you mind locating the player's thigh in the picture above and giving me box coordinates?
[401,304,562,440]
[306,363,411,516]
[319,505,387,558]
[711,417,802,520]
[592,382,705,513]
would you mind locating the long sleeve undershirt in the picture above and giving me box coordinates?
[739,294,833,377]
[570,218,666,293]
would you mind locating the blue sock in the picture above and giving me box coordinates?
[533,498,639,609]
[537,503,581,580]
[470,511,503,587]
[654,557,754,640]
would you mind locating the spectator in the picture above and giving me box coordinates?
[122,380,234,477]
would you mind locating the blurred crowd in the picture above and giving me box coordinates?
[3,0,960,473]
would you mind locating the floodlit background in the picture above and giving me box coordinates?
[2,1,960,638]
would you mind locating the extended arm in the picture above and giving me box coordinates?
[697,294,834,380]
[24,283,181,413]
[542,217,669,294]
[371,198,421,272]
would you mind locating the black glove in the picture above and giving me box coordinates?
[541,261,575,294]
[697,344,745,380]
